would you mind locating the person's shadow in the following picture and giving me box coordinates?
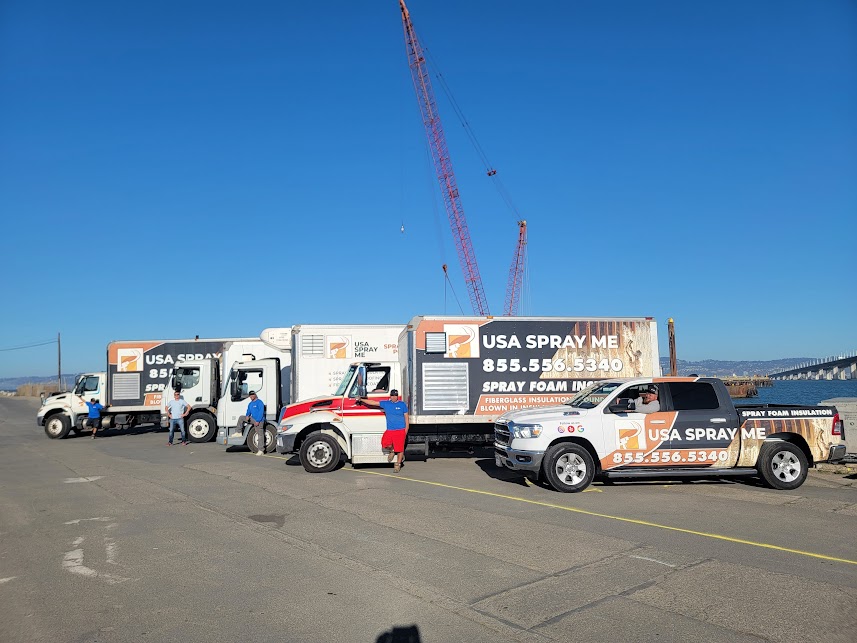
[376,624,422,643]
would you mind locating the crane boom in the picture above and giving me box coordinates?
[399,0,490,316]
[503,220,527,316]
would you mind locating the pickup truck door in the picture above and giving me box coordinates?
[603,384,677,468]
[663,381,740,468]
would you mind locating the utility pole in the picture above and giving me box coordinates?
[57,332,62,390]
[667,319,677,376]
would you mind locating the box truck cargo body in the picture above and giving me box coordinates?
[277,316,661,471]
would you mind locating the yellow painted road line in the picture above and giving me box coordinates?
[245,452,857,566]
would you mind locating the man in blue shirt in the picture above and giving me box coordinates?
[360,389,409,472]
[240,391,267,456]
[77,395,103,439]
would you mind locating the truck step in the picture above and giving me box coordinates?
[601,467,759,479]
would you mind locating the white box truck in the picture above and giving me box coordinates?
[220,324,403,452]
[276,316,661,472]
[37,330,292,441]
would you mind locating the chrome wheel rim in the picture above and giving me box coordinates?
[555,453,587,486]
[771,450,801,483]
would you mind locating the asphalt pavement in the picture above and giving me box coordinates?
[1,396,856,643]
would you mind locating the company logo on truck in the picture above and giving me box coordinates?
[444,324,479,359]
[117,348,143,372]
[328,336,351,359]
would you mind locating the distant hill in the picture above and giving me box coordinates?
[0,374,80,392]
[659,358,812,378]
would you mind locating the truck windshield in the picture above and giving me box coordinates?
[564,382,622,409]
[334,365,357,397]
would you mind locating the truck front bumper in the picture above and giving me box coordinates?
[276,432,297,455]
[828,444,847,463]
[36,414,45,427]
[494,443,544,473]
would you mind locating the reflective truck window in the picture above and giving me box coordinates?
[175,367,200,390]
[668,382,720,410]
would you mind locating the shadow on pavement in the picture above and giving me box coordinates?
[376,624,421,643]
[68,424,165,439]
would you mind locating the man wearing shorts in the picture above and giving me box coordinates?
[360,389,408,472]
[77,396,103,438]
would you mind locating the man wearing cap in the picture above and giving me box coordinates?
[359,390,409,472]
[633,384,660,414]
[77,395,104,439]
[240,391,266,456]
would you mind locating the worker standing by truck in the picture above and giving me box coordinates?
[77,395,103,438]
[165,391,190,446]
[359,390,409,472]
[240,391,266,456]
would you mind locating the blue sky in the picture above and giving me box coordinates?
[1,0,855,377]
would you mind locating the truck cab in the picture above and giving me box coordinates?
[218,357,289,452]
[38,373,106,439]
[275,362,401,471]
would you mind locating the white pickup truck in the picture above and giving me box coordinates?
[494,377,846,492]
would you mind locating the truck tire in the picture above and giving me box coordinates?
[299,432,341,473]
[247,424,276,453]
[44,415,71,439]
[757,442,808,490]
[542,442,595,493]
[186,413,215,443]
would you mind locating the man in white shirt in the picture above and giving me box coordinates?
[633,384,660,414]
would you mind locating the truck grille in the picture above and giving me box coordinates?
[494,423,511,446]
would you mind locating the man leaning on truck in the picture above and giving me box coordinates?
[359,389,409,473]
[241,391,266,456]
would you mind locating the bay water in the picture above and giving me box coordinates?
[737,379,857,407]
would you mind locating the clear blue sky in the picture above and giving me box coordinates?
[1,0,855,377]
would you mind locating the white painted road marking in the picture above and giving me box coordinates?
[63,476,104,483]
[64,517,112,525]
[0,577,17,584]
[62,536,130,585]
[629,555,676,567]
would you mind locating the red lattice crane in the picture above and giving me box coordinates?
[399,0,490,316]
[504,220,527,316]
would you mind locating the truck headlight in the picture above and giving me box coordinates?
[278,424,293,434]
[511,423,542,439]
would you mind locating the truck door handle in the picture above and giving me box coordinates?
[196,397,202,402]
[710,418,727,423]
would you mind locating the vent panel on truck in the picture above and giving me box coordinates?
[112,373,140,400]
[301,335,324,357]
[422,362,469,411]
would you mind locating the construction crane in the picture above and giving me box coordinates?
[503,220,527,316]
[399,0,490,316]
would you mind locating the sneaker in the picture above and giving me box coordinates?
[255,450,263,456]
[387,450,396,463]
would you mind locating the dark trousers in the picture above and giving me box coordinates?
[238,415,265,452]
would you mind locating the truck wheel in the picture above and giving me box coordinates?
[186,413,215,443]
[542,443,595,492]
[757,442,808,490]
[44,415,71,439]
[264,425,276,453]
[299,432,341,473]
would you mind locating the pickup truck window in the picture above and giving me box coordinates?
[565,382,622,409]
[667,382,719,410]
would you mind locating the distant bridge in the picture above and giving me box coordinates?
[768,351,857,380]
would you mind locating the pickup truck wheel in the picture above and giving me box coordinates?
[186,413,215,443]
[757,442,808,490]
[299,432,341,473]
[543,443,595,493]
[44,415,71,439]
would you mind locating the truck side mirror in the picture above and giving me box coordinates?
[354,365,368,399]
[230,378,239,401]
[609,399,634,414]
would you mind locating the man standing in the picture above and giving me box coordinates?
[240,391,266,456]
[77,395,103,439]
[359,389,408,473]
[165,390,191,445]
